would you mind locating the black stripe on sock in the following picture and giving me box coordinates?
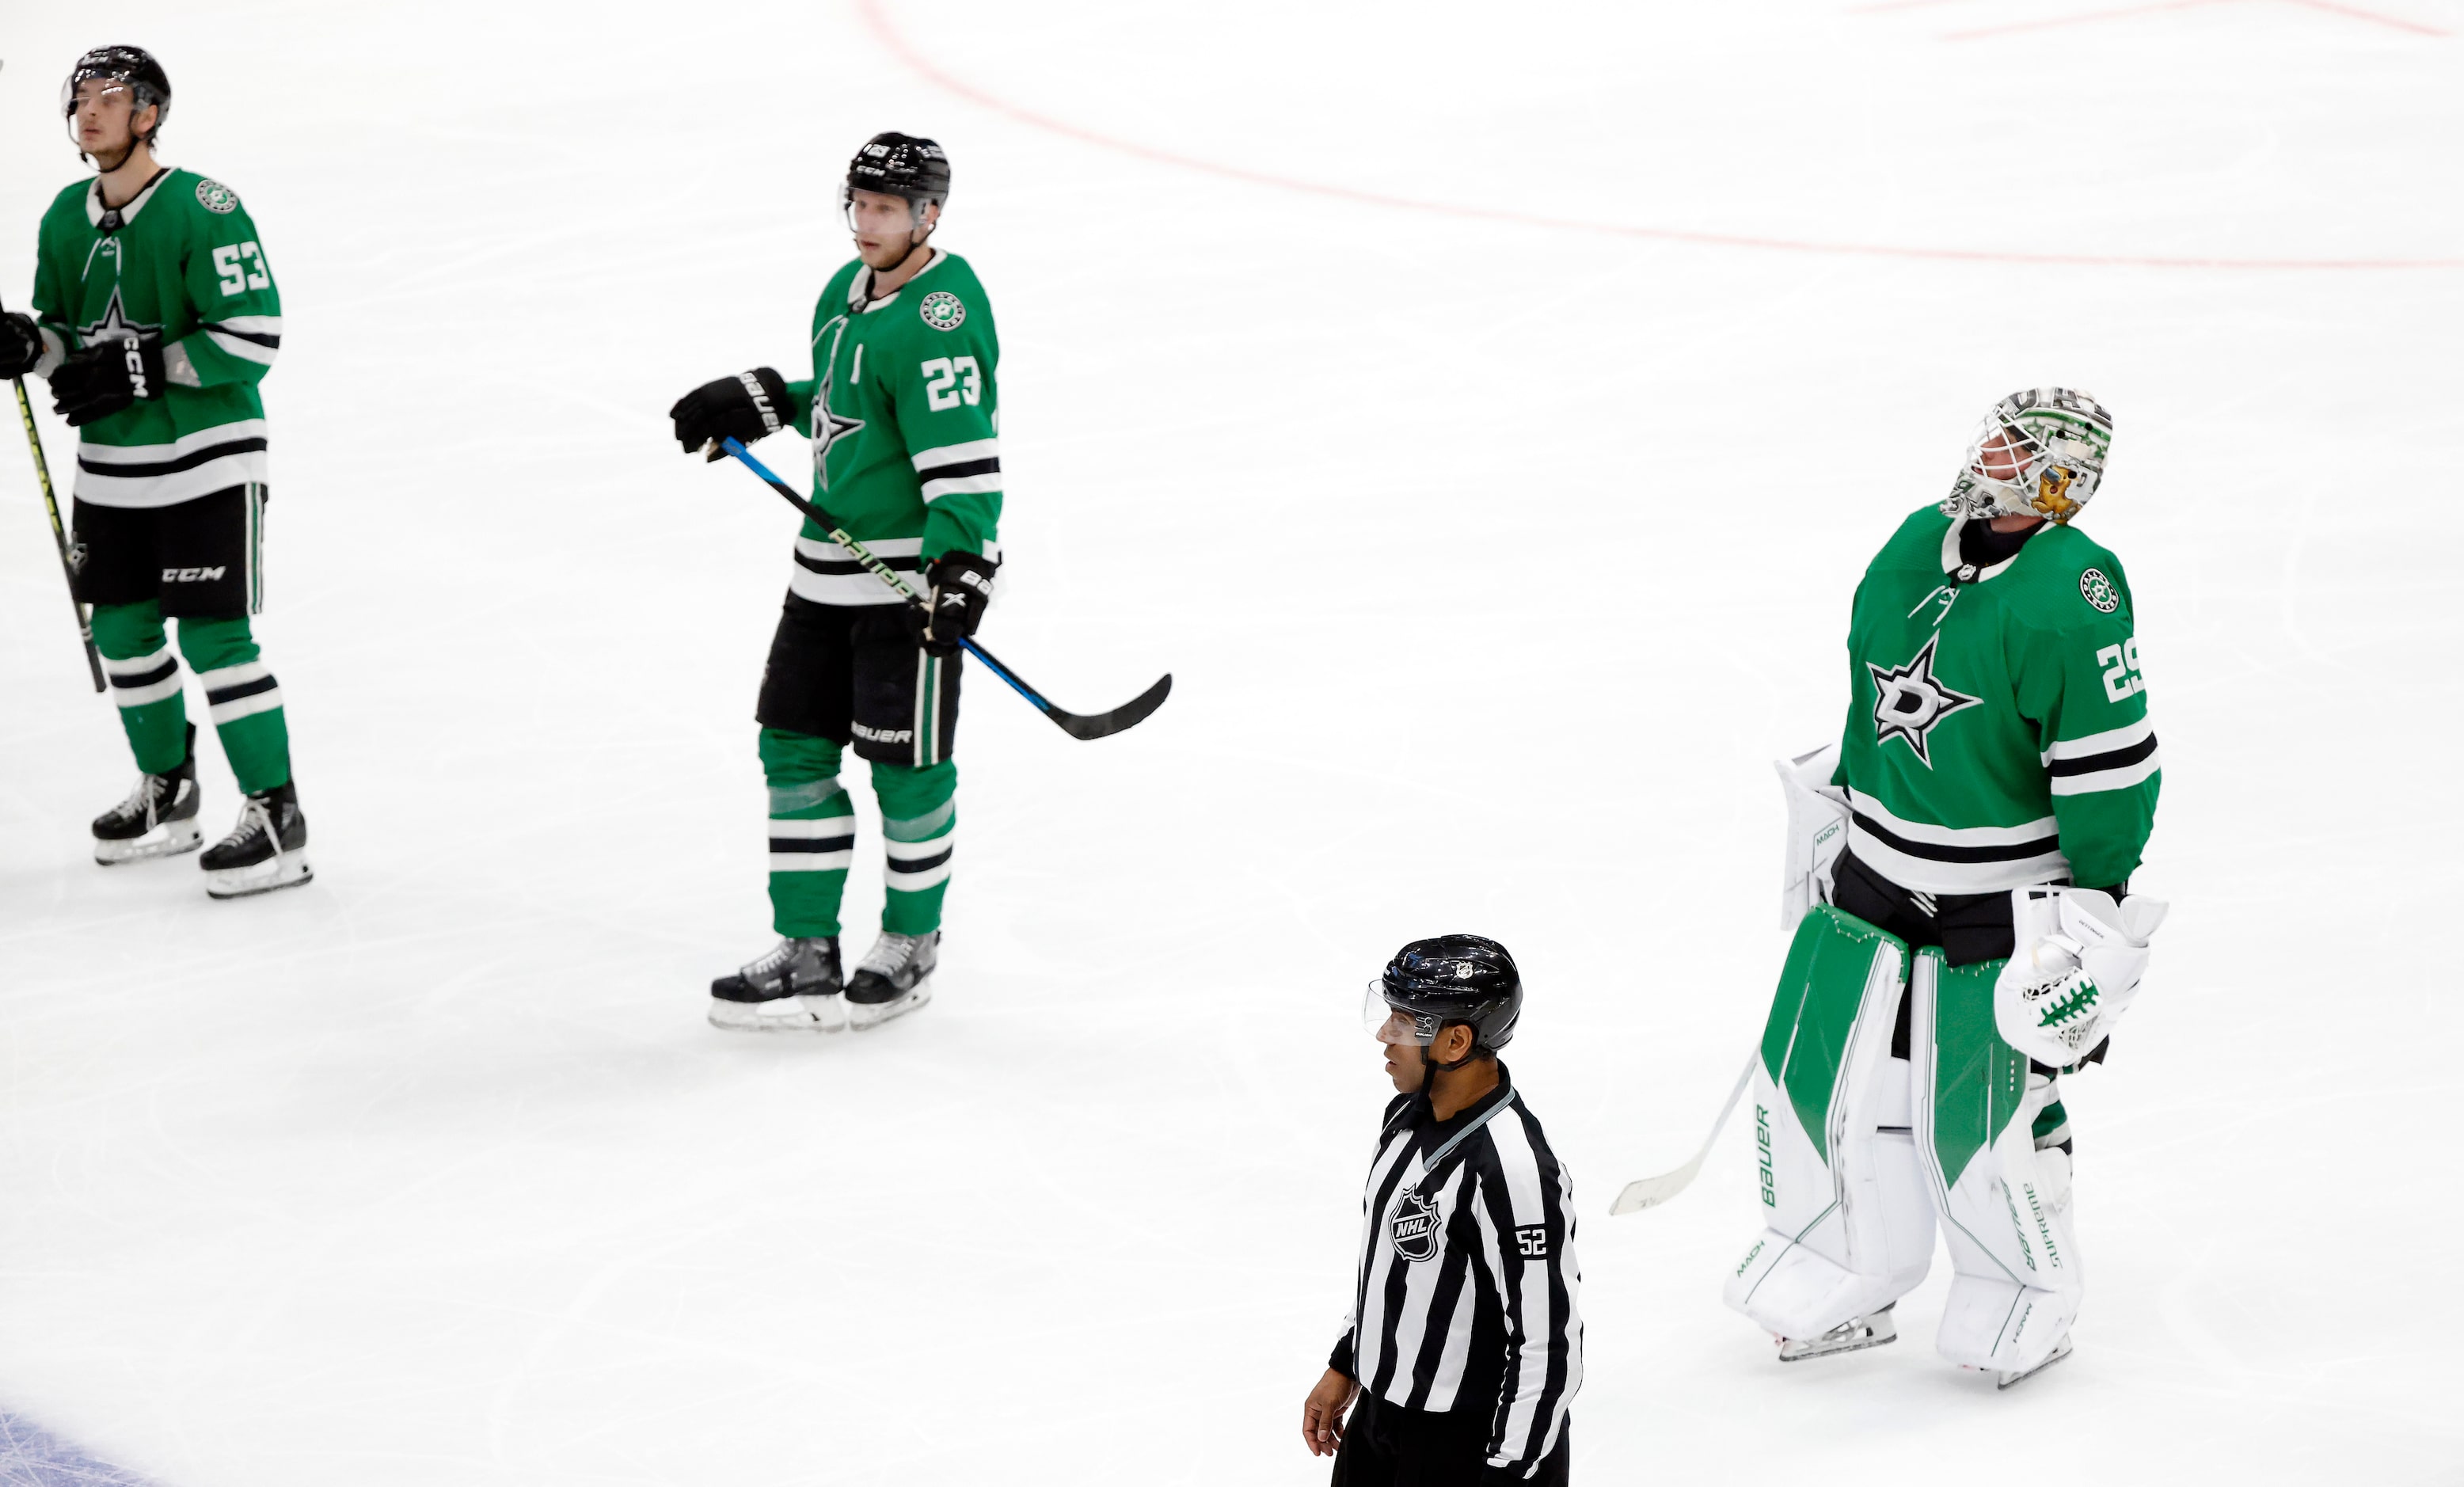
[770,835,856,853]
[886,846,953,875]
[204,674,278,706]
[109,656,177,690]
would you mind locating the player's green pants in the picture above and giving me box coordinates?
[90,601,292,794]
[762,727,956,939]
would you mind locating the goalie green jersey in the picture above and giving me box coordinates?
[779,249,1001,607]
[1834,505,2160,894]
[31,168,281,508]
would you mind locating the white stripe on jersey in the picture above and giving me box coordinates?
[911,438,999,473]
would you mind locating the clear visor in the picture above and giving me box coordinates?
[1363,982,1444,1046]
[841,186,929,239]
[61,78,148,147]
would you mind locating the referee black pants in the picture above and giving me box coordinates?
[1332,1394,1569,1486]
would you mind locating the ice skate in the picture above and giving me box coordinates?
[709,937,846,1032]
[200,782,314,898]
[1777,1304,1897,1363]
[1993,1333,2072,1390]
[845,930,937,1030]
[92,728,203,864]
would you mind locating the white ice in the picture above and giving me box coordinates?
[2,2,2458,1482]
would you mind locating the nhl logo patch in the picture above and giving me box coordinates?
[195,179,240,214]
[918,291,965,332]
[1388,1188,1441,1263]
[2079,568,2120,614]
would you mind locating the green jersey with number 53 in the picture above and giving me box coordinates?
[781,249,1000,607]
[1833,504,2160,895]
[31,168,282,508]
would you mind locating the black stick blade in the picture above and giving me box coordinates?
[1047,673,1172,741]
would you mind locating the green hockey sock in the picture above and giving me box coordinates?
[2032,1093,2073,1152]
[177,616,291,794]
[90,600,190,776]
[762,728,855,939]
[873,759,955,935]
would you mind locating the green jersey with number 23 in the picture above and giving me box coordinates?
[1833,504,2161,896]
[780,249,1001,607]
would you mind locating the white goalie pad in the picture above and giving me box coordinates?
[1776,744,1851,930]
[1994,887,2169,1067]
[1912,951,2082,1374]
[1726,907,1934,1341]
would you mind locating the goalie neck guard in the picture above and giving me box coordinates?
[1945,387,2113,525]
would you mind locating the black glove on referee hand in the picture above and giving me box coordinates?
[669,367,791,457]
[0,313,43,382]
[52,334,165,426]
[905,552,998,656]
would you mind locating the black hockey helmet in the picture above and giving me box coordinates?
[845,132,951,208]
[62,46,172,148]
[1365,934,1523,1066]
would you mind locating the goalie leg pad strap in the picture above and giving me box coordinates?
[1726,907,1935,1338]
[1914,950,2082,1372]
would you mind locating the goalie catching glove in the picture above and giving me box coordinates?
[904,552,997,656]
[669,367,791,457]
[1994,886,2169,1067]
[51,333,165,426]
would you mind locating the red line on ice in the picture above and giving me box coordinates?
[854,0,2459,272]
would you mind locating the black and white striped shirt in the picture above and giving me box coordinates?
[1330,1069,1581,1478]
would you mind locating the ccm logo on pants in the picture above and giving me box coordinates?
[163,566,229,582]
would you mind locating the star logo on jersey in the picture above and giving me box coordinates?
[918,291,964,332]
[808,368,865,492]
[78,287,157,347]
[1866,633,1981,768]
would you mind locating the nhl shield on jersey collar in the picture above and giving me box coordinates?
[86,167,173,229]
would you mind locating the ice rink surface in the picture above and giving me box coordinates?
[2,1,2459,1481]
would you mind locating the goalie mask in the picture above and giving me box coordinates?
[1944,388,2113,524]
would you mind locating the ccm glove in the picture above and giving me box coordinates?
[0,313,44,381]
[52,335,166,427]
[904,552,998,656]
[670,367,791,456]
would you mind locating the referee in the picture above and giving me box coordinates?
[1301,935,1583,1485]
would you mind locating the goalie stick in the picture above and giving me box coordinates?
[715,436,1171,741]
[1608,1051,1757,1215]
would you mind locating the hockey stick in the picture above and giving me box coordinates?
[715,436,1171,741]
[1608,1051,1758,1215]
[3,294,105,693]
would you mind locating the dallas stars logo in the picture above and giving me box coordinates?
[1866,633,1980,767]
[78,287,156,347]
[807,367,865,491]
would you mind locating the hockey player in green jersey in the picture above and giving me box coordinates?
[1726,389,2168,1386]
[0,47,310,897]
[669,133,998,1033]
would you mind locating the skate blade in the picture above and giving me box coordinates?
[1778,1322,1899,1363]
[1994,1337,2073,1390]
[708,993,848,1033]
[204,854,314,899]
[848,979,933,1032]
[95,821,203,865]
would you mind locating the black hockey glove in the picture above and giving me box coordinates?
[670,367,791,458]
[52,334,166,427]
[0,313,43,382]
[904,552,998,656]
